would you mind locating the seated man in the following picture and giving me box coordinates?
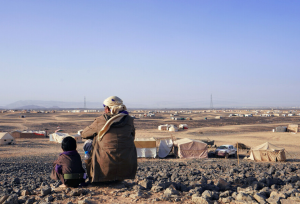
[81,96,137,183]
[50,136,85,187]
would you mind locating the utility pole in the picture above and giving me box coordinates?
[84,96,86,109]
[210,94,213,109]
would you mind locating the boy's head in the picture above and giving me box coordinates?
[61,136,77,151]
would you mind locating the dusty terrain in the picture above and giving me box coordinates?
[0,110,300,203]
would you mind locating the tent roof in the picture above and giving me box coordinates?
[174,138,206,146]
[251,142,284,151]
[0,132,14,140]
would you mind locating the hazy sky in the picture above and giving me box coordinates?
[1,1,299,108]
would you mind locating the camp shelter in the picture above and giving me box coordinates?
[248,142,286,162]
[134,137,156,158]
[179,124,188,129]
[173,138,208,159]
[71,134,83,143]
[0,132,15,145]
[287,124,298,133]
[11,130,46,138]
[275,126,287,132]
[169,125,178,132]
[158,125,169,131]
[158,138,173,158]
[50,132,82,143]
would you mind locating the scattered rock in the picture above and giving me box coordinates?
[130,190,143,199]
[77,198,92,204]
[11,178,20,185]
[21,190,30,196]
[192,196,213,204]
[139,179,152,190]
[69,189,82,196]
[3,194,18,204]
[0,195,9,204]
[24,198,35,204]
[40,186,51,196]
[45,195,54,202]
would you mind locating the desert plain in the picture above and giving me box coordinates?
[0,109,300,204]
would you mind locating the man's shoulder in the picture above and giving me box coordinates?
[94,114,107,122]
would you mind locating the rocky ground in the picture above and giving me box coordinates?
[1,154,300,204]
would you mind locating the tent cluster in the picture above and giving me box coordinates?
[134,138,287,162]
[158,124,178,132]
[158,124,188,132]
[134,137,208,159]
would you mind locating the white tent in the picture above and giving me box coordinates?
[158,138,173,158]
[50,132,82,143]
[247,142,286,162]
[0,132,15,145]
[134,137,156,158]
[169,125,178,132]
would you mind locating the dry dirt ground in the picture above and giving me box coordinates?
[0,110,300,203]
[1,110,300,158]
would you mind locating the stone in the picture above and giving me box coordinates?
[21,190,30,196]
[220,196,233,203]
[266,196,281,204]
[130,190,143,199]
[122,192,130,198]
[0,195,9,204]
[200,177,207,184]
[139,180,152,190]
[219,191,230,198]
[77,198,92,204]
[11,178,20,185]
[164,185,179,197]
[236,192,254,202]
[45,195,54,202]
[40,187,51,196]
[65,188,71,194]
[268,166,275,175]
[281,199,300,204]
[179,183,188,192]
[269,191,286,199]
[69,189,82,196]
[151,185,163,193]
[253,193,267,203]
[216,178,230,191]
[202,190,213,200]
[192,196,213,204]
[24,198,35,204]
[3,194,18,204]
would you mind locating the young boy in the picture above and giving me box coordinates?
[50,136,85,187]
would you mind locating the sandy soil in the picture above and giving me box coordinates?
[1,110,300,203]
[0,110,299,158]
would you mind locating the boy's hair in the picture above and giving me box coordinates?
[61,137,77,151]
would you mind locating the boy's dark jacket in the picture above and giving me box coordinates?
[50,150,85,184]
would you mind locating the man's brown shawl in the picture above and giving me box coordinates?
[81,113,137,182]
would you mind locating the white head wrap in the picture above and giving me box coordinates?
[103,96,127,115]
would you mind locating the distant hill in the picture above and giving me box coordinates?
[17,105,46,109]
[4,100,101,109]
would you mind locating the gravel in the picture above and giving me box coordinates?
[1,155,300,203]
